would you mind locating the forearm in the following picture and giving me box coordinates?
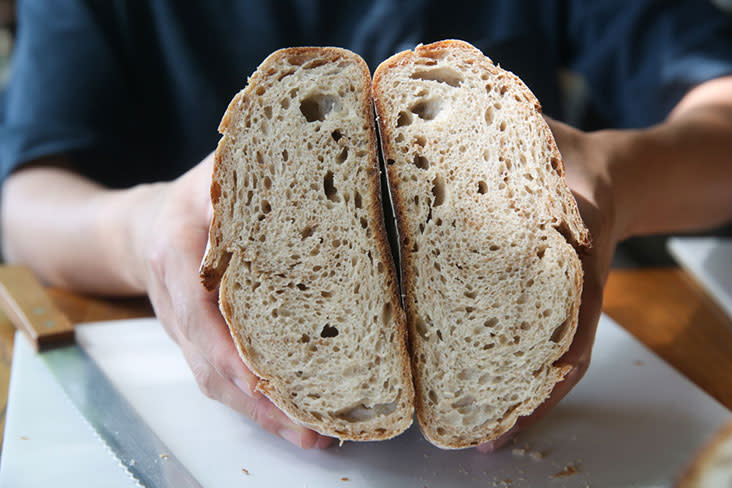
[1,162,156,295]
[600,77,732,240]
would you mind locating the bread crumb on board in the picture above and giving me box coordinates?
[340,477,350,481]
[160,453,168,460]
[511,446,546,460]
[19,435,29,440]
[550,463,579,478]
[241,468,250,475]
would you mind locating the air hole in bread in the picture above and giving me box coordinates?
[484,106,494,125]
[536,246,547,259]
[386,158,395,166]
[410,67,464,87]
[395,133,404,143]
[415,317,429,339]
[484,317,498,328]
[286,54,308,65]
[300,225,316,239]
[436,330,443,341]
[320,323,339,338]
[415,135,427,147]
[303,58,328,70]
[300,93,338,122]
[413,154,429,170]
[263,106,272,120]
[299,334,310,343]
[431,174,446,206]
[485,82,493,94]
[335,399,399,423]
[550,156,562,173]
[263,176,272,189]
[477,180,488,194]
[464,290,477,299]
[452,395,475,410]
[281,149,289,162]
[256,86,265,96]
[499,120,507,132]
[550,318,570,343]
[323,171,339,202]
[353,190,362,208]
[436,427,446,436]
[382,302,393,325]
[396,111,413,127]
[256,151,264,165]
[499,85,508,96]
[360,217,368,229]
[410,98,443,121]
[428,390,438,403]
[331,129,343,141]
[336,146,348,164]
[261,200,271,214]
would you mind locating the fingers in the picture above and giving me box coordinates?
[178,337,330,449]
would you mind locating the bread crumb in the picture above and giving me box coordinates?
[129,459,136,467]
[19,435,29,440]
[340,477,350,481]
[550,463,578,478]
[529,449,546,461]
[160,453,168,460]
[633,359,645,366]
[241,468,249,475]
[512,445,545,460]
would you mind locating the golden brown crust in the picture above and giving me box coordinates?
[201,46,413,441]
[373,39,588,448]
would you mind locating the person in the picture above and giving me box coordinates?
[2,0,731,451]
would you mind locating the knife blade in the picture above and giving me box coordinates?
[0,266,203,488]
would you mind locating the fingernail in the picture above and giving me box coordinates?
[279,428,302,447]
[233,377,257,399]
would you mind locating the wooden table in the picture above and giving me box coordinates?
[0,268,730,454]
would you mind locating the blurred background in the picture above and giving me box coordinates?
[0,0,728,267]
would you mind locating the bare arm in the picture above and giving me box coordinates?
[607,75,732,238]
[1,158,154,294]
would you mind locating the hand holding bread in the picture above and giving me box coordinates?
[201,40,598,449]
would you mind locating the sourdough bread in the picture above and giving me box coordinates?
[201,47,414,441]
[372,40,590,448]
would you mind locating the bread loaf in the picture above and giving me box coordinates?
[372,40,590,448]
[201,47,414,441]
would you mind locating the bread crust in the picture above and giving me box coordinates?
[201,47,414,441]
[373,40,589,448]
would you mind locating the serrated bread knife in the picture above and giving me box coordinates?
[0,266,202,488]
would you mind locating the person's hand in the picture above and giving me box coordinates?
[132,153,333,449]
[478,118,620,452]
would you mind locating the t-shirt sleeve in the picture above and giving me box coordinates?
[0,0,126,182]
[564,0,732,129]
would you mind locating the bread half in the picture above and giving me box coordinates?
[372,40,590,448]
[201,47,414,441]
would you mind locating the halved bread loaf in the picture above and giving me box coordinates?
[373,40,590,448]
[201,47,414,441]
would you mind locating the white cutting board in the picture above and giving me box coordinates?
[668,237,732,320]
[1,314,729,488]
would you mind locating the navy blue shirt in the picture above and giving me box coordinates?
[2,0,732,187]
